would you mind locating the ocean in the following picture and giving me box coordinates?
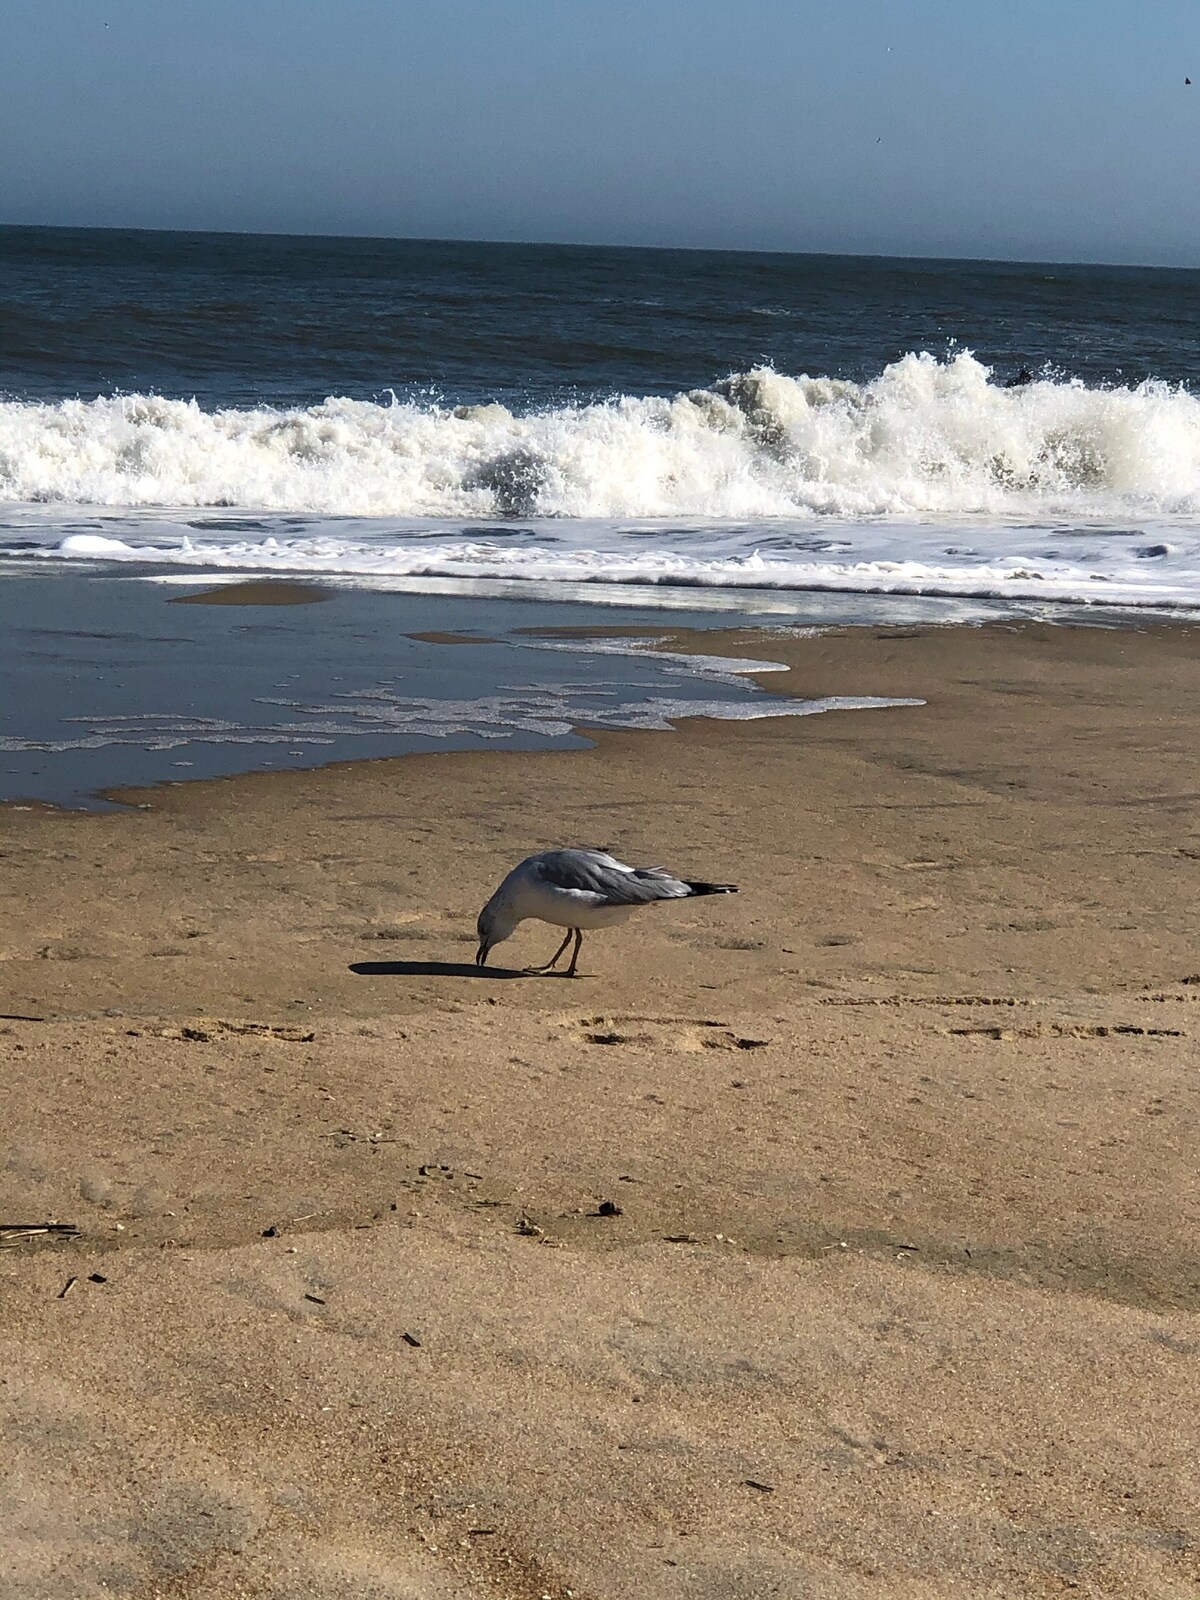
[3,225,1199,804]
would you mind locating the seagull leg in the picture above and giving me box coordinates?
[565,928,584,978]
[526,928,573,974]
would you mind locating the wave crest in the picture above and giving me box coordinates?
[3,353,1200,518]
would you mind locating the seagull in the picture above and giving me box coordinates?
[475,848,738,976]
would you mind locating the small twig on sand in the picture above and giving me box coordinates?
[1,1222,82,1249]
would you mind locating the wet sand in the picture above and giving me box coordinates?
[3,621,1199,1598]
[167,580,334,606]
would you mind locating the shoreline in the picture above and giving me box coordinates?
[4,572,834,811]
[3,598,1190,816]
[4,566,950,812]
[4,618,1199,1597]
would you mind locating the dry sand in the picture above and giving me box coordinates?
[2,621,1198,1599]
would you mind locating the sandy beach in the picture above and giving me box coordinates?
[3,620,1199,1599]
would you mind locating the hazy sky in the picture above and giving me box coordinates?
[3,0,1199,263]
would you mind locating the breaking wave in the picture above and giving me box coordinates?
[5,352,1200,520]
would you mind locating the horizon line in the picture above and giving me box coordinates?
[2,218,1197,276]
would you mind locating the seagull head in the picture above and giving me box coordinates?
[475,897,517,967]
[475,906,493,967]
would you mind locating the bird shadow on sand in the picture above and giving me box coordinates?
[349,959,552,981]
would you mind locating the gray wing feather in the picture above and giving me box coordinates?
[532,849,691,905]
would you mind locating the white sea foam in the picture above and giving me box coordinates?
[14,516,1197,610]
[5,353,1200,520]
[5,352,1200,608]
[0,692,919,755]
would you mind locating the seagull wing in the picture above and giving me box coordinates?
[531,849,693,906]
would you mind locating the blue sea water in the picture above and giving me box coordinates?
[3,225,1200,607]
[7,225,1200,407]
[2,226,1199,803]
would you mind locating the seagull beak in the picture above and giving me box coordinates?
[475,940,489,968]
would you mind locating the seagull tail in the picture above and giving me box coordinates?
[683,880,738,896]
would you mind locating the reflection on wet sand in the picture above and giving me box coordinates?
[168,580,333,606]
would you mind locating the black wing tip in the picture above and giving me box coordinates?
[685,881,738,896]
